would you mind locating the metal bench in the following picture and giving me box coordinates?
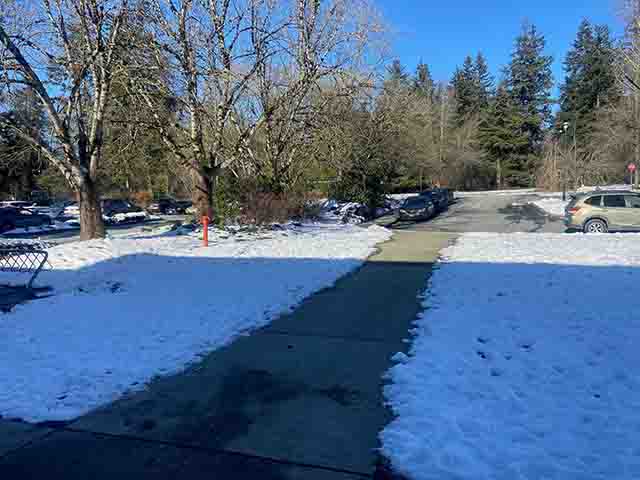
[0,241,49,289]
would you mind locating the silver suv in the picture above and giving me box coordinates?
[565,190,640,233]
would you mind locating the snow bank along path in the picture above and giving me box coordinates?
[0,224,391,422]
[382,232,640,480]
[529,197,568,217]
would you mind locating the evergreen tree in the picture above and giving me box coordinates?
[0,88,48,198]
[479,83,529,187]
[506,22,554,151]
[386,59,410,90]
[414,61,434,99]
[474,52,493,110]
[452,55,477,122]
[452,53,493,123]
[559,20,618,141]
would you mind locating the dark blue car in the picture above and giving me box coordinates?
[0,207,52,233]
[419,190,448,212]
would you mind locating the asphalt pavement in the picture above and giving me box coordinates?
[387,193,565,234]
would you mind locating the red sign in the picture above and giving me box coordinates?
[629,163,637,173]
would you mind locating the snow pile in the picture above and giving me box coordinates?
[320,198,399,223]
[106,211,149,223]
[388,193,420,202]
[382,232,640,480]
[0,223,391,422]
[529,197,568,217]
[577,184,633,193]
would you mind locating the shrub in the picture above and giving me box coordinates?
[131,190,153,208]
[239,189,307,225]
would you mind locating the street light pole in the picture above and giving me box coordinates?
[562,121,570,200]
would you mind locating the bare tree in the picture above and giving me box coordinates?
[130,0,285,218]
[0,0,129,239]
[240,0,384,192]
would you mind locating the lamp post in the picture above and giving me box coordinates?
[561,121,570,201]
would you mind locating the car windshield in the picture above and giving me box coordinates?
[403,197,428,208]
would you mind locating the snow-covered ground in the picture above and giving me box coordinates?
[107,211,149,223]
[529,197,568,217]
[382,232,640,480]
[577,184,633,193]
[0,223,390,422]
[456,188,537,197]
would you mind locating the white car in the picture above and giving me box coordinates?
[64,204,80,217]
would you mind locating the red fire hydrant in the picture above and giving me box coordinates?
[202,216,209,246]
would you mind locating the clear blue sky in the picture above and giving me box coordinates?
[378,0,623,96]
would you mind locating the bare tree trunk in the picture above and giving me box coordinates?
[192,168,214,220]
[79,178,105,241]
[496,157,502,189]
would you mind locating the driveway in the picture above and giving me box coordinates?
[390,193,565,234]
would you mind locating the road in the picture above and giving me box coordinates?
[390,192,566,233]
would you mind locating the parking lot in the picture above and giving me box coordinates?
[389,192,565,234]
[0,215,188,244]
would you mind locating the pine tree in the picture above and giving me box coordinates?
[386,59,409,89]
[452,53,493,124]
[414,61,434,99]
[479,83,529,187]
[498,22,553,186]
[452,55,477,122]
[559,20,618,141]
[474,52,493,110]
[0,88,48,198]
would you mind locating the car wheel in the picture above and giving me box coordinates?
[584,219,607,234]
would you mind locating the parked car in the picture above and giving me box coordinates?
[398,196,436,221]
[61,201,80,219]
[565,190,640,233]
[102,199,148,224]
[148,198,192,215]
[419,190,448,212]
[0,201,36,209]
[0,207,52,233]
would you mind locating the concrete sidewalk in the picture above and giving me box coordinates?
[0,231,455,479]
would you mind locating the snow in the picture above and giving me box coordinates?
[529,197,568,217]
[388,193,420,201]
[0,223,391,422]
[577,184,634,193]
[531,185,639,217]
[382,232,640,480]
[106,211,149,223]
[319,197,400,223]
[456,188,536,197]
